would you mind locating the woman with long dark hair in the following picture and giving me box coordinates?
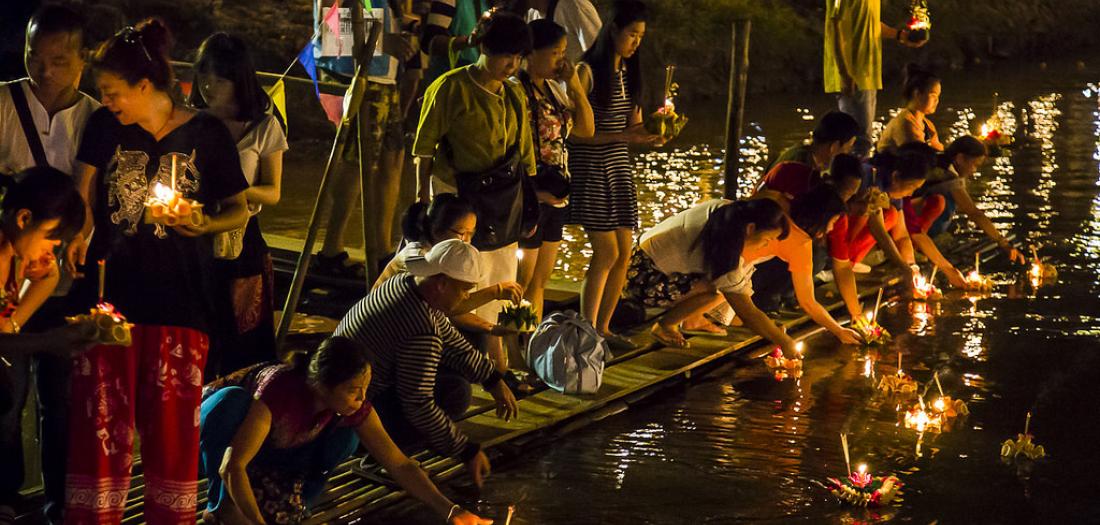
[189,32,288,378]
[627,198,800,353]
[516,19,594,320]
[567,0,661,349]
[199,337,490,525]
[877,63,943,152]
[919,135,1026,263]
[62,19,250,523]
[749,185,864,346]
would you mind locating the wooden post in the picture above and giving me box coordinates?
[353,4,385,286]
[275,10,382,352]
[722,19,751,199]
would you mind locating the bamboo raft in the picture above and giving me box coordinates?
[15,233,1007,524]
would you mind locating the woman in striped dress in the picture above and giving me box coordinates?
[568,0,662,349]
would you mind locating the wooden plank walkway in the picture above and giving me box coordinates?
[13,233,1004,524]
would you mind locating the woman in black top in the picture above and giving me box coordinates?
[62,19,249,524]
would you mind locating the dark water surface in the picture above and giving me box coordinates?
[358,62,1100,524]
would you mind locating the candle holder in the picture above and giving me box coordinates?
[145,182,204,228]
[498,300,539,333]
[66,302,133,346]
[644,65,688,141]
[904,404,944,433]
[763,346,803,371]
[906,0,931,43]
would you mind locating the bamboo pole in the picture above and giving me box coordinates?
[275,15,382,352]
[353,5,386,286]
[722,19,751,199]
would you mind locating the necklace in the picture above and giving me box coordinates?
[151,104,176,139]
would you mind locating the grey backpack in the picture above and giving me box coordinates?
[525,310,611,395]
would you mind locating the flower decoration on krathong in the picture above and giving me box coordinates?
[964,252,995,292]
[825,435,902,508]
[65,260,133,346]
[498,300,539,333]
[1001,412,1046,461]
[906,0,931,42]
[877,353,917,397]
[644,65,688,141]
[912,267,942,301]
[1027,247,1057,288]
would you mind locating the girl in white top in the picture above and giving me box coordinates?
[629,198,798,356]
[190,33,289,377]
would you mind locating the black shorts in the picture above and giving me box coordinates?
[520,203,566,249]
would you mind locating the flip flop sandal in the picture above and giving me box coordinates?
[680,326,729,337]
[651,324,689,348]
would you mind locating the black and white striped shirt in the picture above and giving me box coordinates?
[335,274,496,458]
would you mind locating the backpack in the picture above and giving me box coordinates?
[525,310,611,395]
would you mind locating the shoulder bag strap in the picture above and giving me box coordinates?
[9,83,50,169]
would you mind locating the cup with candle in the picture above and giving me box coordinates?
[144,154,204,228]
[1001,412,1046,461]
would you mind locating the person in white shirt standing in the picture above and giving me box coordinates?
[0,5,98,524]
[525,0,602,63]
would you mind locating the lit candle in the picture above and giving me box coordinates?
[933,397,946,412]
[98,259,106,303]
[504,505,515,525]
[170,153,177,191]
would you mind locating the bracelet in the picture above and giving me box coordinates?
[446,504,462,522]
[897,29,906,42]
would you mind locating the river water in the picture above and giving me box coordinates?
[349,61,1100,523]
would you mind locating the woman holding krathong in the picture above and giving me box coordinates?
[62,20,250,524]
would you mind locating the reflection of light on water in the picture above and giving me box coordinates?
[555,134,770,280]
[1070,85,1100,273]
[606,422,667,489]
[1027,93,1062,236]
[961,317,986,360]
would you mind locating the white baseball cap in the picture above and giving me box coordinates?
[405,238,483,284]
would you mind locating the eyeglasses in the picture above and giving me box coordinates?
[118,26,154,63]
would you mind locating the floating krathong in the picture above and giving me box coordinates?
[1028,249,1058,288]
[904,402,943,434]
[912,267,942,301]
[499,300,539,332]
[1001,412,1046,460]
[854,288,892,345]
[827,434,901,507]
[644,65,688,141]
[965,253,995,291]
[764,341,803,369]
[878,353,917,396]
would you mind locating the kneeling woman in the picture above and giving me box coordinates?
[200,336,489,525]
[627,199,800,354]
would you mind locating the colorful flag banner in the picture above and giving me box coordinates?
[318,93,345,126]
[322,0,343,56]
[264,79,287,129]
[297,41,320,98]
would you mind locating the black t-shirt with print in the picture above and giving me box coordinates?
[71,107,248,333]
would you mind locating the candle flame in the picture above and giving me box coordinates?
[152,182,177,202]
[934,398,946,412]
[857,463,866,474]
[980,123,991,137]
[863,358,873,377]
[794,341,804,355]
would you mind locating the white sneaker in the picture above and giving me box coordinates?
[815,270,835,283]
[853,262,872,274]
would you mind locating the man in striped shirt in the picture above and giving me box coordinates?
[335,239,518,487]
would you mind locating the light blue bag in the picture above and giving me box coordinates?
[525,311,611,395]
